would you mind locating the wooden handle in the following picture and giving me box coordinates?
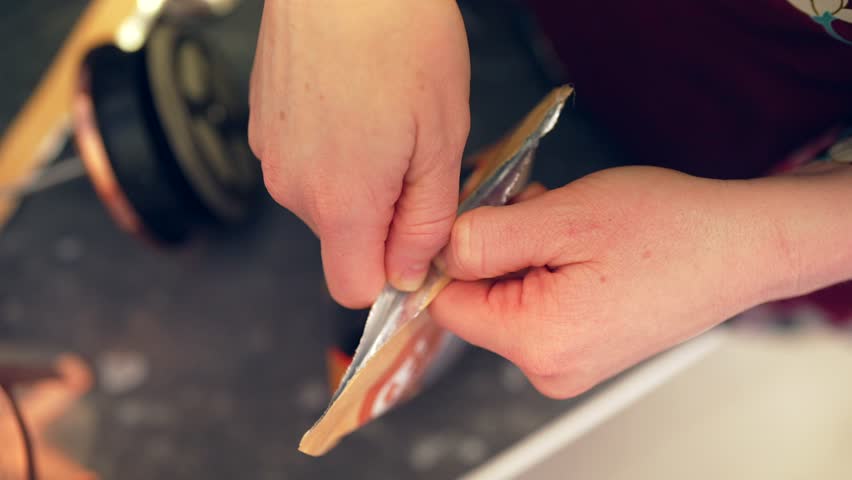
[0,0,139,228]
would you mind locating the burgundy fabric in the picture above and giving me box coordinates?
[526,0,852,179]
[525,0,852,324]
[781,282,852,326]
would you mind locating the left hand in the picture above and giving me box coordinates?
[430,166,793,398]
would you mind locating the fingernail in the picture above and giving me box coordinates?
[393,263,429,292]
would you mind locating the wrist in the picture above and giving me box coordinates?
[686,178,794,315]
[729,164,852,303]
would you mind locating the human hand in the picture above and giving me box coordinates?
[431,166,794,398]
[249,0,470,307]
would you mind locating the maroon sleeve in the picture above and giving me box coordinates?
[524,0,852,179]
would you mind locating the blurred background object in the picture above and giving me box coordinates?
[73,20,261,245]
[0,0,244,231]
[0,352,95,480]
[1,0,260,246]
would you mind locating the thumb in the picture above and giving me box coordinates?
[436,189,589,281]
[385,148,463,292]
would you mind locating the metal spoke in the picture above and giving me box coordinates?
[0,157,86,199]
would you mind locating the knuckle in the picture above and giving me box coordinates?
[294,177,369,237]
[260,160,292,207]
[247,118,265,162]
[513,337,564,379]
[414,124,467,176]
[533,375,595,400]
[394,211,455,252]
[452,110,471,152]
[310,197,348,235]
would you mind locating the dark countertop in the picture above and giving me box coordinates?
[0,1,625,478]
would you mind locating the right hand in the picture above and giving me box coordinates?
[249,0,471,308]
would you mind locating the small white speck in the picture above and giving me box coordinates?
[457,436,488,466]
[98,350,149,395]
[296,381,327,411]
[55,235,83,263]
[409,435,449,472]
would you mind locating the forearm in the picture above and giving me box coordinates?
[733,163,852,304]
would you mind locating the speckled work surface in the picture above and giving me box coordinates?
[0,1,625,478]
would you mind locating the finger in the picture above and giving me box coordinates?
[319,204,391,308]
[430,264,561,352]
[257,145,393,309]
[436,188,589,282]
[429,279,517,356]
[431,266,560,361]
[432,269,590,399]
[510,182,548,204]
[385,141,464,292]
